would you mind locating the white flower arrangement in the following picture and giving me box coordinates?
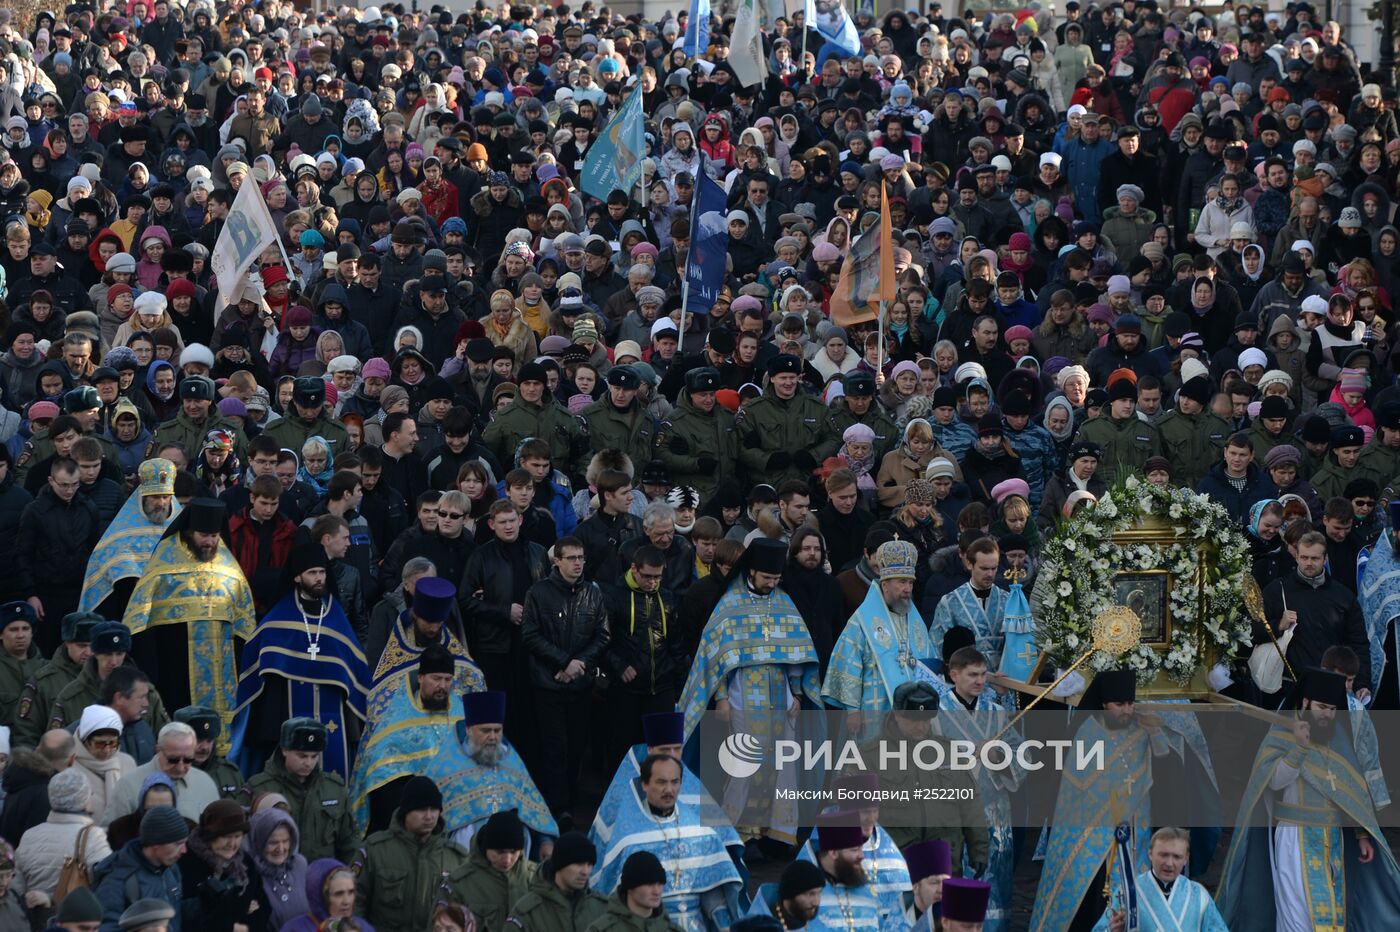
[1036,479,1252,685]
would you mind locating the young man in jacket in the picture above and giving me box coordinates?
[521,536,608,828]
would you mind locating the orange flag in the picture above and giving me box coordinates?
[829,181,897,327]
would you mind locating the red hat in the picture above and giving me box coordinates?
[254,67,275,81]
[167,279,197,300]
[107,283,134,304]
[286,305,313,328]
[715,389,741,412]
[324,383,338,406]
[261,265,289,287]
[455,320,485,345]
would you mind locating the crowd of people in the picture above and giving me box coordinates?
[0,0,1396,929]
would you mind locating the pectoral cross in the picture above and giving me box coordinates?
[307,644,320,657]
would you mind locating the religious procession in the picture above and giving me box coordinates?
[0,0,1398,929]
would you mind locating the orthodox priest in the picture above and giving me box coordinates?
[1359,501,1400,708]
[230,542,370,779]
[122,498,256,740]
[797,774,911,930]
[822,540,936,714]
[930,536,1009,670]
[590,752,745,932]
[1092,827,1228,932]
[79,458,180,617]
[369,575,482,713]
[677,537,823,850]
[1029,670,1169,932]
[1215,669,1400,931]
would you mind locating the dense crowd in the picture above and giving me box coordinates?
[0,0,1397,930]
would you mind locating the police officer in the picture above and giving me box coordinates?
[735,354,839,488]
[0,601,43,729]
[482,362,584,477]
[581,365,655,473]
[174,705,242,799]
[16,387,121,485]
[149,376,246,460]
[1156,376,1231,488]
[48,622,170,750]
[354,775,469,932]
[654,367,737,505]
[241,717,357,862]
[262,376,352,457]
[826,371,900,457]
[12,611,100,746]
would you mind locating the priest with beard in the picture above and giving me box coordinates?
[229,542,370,779]
[744,860,827,928]
[1216,668,1400,931]
[1029,670,1173,932]
[122,497,257,742]
[369,574,483,716]
[809,812,883,928]
[782,527,844,670]
[78,457,181,618]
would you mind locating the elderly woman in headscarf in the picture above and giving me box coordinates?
[106,773,182,850]
[71,704,137,822]
[243,808,309,930]
[281,859,370,932]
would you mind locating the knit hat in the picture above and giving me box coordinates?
[1264,444,1301,469]
[77,704,123,740]
[139,805,189,846]
[1179,376,1213,406]
[842,423,876,445]
[779,860,827,900]
[1004,324,1033,344]
[56,887,103,923]
[119,899,176,932]
[551,831,597,868]
[925,458,956,480]
[1339,369,1368,395]
[398,775,443,814]
[48,768,92,814]
[619,851,667,892]
[362,357,392,380]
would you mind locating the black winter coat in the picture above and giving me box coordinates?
[521,569,610,692]
[14,485,100,599]
[602,580,684,697]
[0,473,33,603]
[575,510,643,585]
[178,845,268,932]
[459,538,549,655]
[1260,572,1371,691]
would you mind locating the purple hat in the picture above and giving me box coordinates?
[903,840,953,883]
[362,357,392,380]
[642,712,684,747]
[539,335,572,357]
[1087,303,1114,325]
[217,397,247,418]
[816,812,867,853]
[462,690,507,726]
[942,878,992,923]
[410,576,456,622]
[568,393,593,415]
[1042,355,1071,377]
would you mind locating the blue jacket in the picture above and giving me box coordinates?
[1057,136,1115,223]
[1004,421,1060,511]
[931,418,978,462]
[1194,461,1279,525]
[94,839,184,932]
[495,476,578,536]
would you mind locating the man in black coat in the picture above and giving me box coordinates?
[520,536,608,826]
[782,527,845,672]
[0,730,74,845]
[1259,529,1371,701]
[14,458,99,653]
[1097,125,1164,217]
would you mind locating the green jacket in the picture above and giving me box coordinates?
[583,896,684,932]
[261,411,352,461]
[1156,409,1231,488]
[1246,420,1296,470]
[12,644,84,746]
[0,645,43,729]
[354,812,470,932]
[580,397,654,474]
[654,392,738,503]
[14,428,121,485]
[733,386,839,487]
[1357,440,1400,496]
[861,718,989,865]
[1311,457,1366,504]
[150,411,247,460]
[48,660,171,733]
[826,396,901,458]
[198,755,245,800]
[1300,445,1330,481]
[446,839,538,932]
[506,861,611,932]
[483,393,584,477]
[242,752,357,862]
[1073,413,1162,484]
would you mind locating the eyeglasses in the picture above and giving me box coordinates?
[164,755,195,765]
[1354,500,1376,508]
[87,737,119,750]
[636,570,664,581]
[437,510,465,519]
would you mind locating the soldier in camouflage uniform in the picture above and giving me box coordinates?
[1155,376,1232,489]
[0,602,43,730]
[653,367,737,505]
[174,705,243,800]
[483,362,585,479]
[580,366,655,475]
[12,611,101,746]
[241,717,357,862]
[446,809,539,932]
[505,831,610,932]
[48,622,170,761]
[826,371,900,458]
[148,376,246,461]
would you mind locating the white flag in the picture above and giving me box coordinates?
[210,179,282,313]
[730,0,769,89]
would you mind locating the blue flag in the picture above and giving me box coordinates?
[682,0,710,58]
[684,170,728,314]
[811,0,860,62]
[998,582,1040,682]
[580,82,646,201]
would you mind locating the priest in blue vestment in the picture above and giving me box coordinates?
[902,840,953,932]
[229,542,370,779]
[677,537,823,849]
[590,752,745,932]
[801,813,884,929]
[79,457,180,617]
[1029,670,1169,932]
[1092,827,1227,931]
[368,575,483,717]
[745,860,839,930]
[1358,504,1400,708]
[797,780,911,930]
[940,877,993,932]
[823,540,936,715]
[1215,669,1400,932]
[930,537,1010,670]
